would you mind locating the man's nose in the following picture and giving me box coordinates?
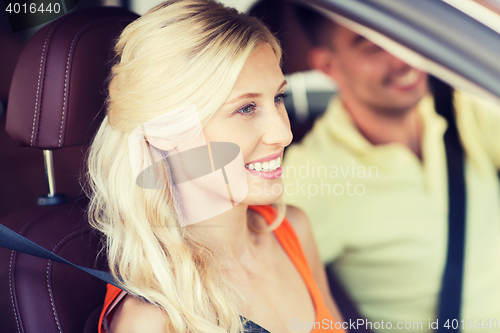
[386,52,412,71]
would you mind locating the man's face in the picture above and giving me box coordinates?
[324,25,428,115]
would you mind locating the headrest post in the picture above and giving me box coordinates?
[37,150,67,206]
[43,150,56,197]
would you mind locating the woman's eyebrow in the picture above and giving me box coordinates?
[226,93,261,105]
[225,79,288,105]
[277,79,287,92]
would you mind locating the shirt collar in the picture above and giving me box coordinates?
[322,94,447,155]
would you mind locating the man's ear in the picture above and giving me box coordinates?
[308,47,338,80]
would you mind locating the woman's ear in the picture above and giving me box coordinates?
[308,47,339,81]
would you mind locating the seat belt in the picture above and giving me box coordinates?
[430,76,467,333]
[0,221,122,290]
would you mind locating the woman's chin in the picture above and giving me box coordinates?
[241,178,284,206]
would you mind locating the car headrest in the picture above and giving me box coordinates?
[249,0,313,74]
[6,7,139,149]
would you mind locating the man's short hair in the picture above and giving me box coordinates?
[293,4,337,49]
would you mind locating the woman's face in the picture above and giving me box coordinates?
[202,43,292,206]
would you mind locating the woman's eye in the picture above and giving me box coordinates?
[274,92,288,104]
[236,103,256,115]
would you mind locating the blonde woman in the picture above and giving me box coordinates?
[88,1,344,332]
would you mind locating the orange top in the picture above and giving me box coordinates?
[98,205,344,332]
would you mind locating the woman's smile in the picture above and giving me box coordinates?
[245,151,283,179]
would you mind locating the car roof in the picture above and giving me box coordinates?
[298,0,500,104]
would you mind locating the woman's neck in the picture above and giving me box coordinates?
[187,203,264,265]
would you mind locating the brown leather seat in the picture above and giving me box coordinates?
[0,7,138,333]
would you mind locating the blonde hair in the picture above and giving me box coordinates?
[86,1,284,332]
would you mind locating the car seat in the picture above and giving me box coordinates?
[0,7,138,333]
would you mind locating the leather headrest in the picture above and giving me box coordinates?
[6,7,139,149]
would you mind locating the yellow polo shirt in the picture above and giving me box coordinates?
[283,91,500,332]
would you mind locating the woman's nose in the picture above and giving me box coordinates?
[260,107,293,147]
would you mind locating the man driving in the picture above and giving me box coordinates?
[283,5,500,332]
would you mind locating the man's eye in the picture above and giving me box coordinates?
[236,103,256,115]
[363,45,382,54]
[274,92,289,104]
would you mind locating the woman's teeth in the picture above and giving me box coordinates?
[245,157,281,172]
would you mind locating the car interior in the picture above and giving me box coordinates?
[0,2,345,331]
[1,0,500,332]
[0,6,139,332]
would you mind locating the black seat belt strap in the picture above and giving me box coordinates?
[0,222,122,290]
[431,77,467,333]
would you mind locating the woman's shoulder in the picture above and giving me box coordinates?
[285,205,312,243]
[284,205,320,269]
[109,294,169,333]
